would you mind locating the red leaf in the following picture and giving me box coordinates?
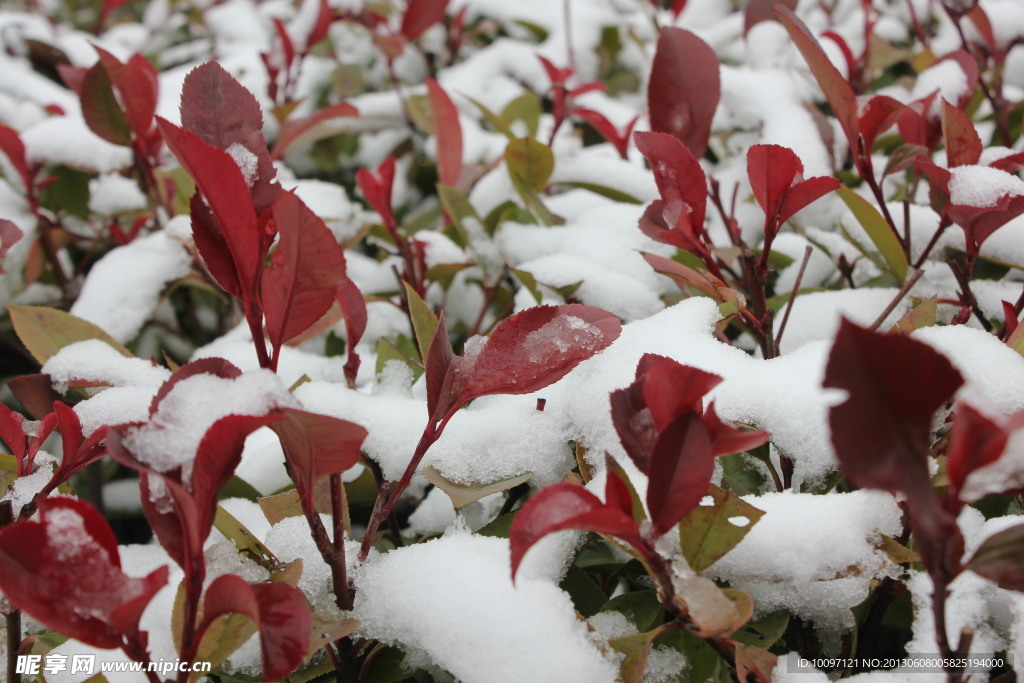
[95,48,158,143]
[0,497,168,650]
[7,373,61,420]
[776,175,840,226]
[0,125,33,193]
[775,7,859,155]
[509,483,646,580]
[647,27,720,159]
[704,404,769,457]
[947,403,1010,498]
[48,401,108,493]
[179,62,281,214]
[824,319,963,497]
[401,0,450,41]
[747,144,802,226]
[158,118,262,297]
[670,0,687,19]
[964,523,1024,592]
[858,95,910,158]
[305,0,334,49]
[198,575,311,681]
[0,219,24,273]
[356,156,396,230]
[425,311,455,422]
[647,412,715,536]
[148,358,242,417]
[743,0,797,35]
[572,108,636,159]
[336,277,368,388]
[270,408,366,514]
[273,101,359,160]
[444,304,621,414]
[426,78,463,188]
[634,131,708,242]
[604,458,635,519]
[941,100,982,168]
[261,191,349,349]
[948,193,1024,247]
[80,60,132,146]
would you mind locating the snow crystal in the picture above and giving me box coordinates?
[44,339,170,392]
[234,427,292,496]
[773,288,909,354]
[192,336,347,387]
[46,506,99,563]
[87,173,148,215]
[353,529,618,683]
[70,231,192,343]
[226,142,259,187]
[406,486,457,535]
[949,165,1024,208]
[120,370,295,483]
[0,465,51,517]
[644,646,689,682]
[589,610,634,640]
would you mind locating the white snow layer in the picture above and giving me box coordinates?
[353,527,618,683]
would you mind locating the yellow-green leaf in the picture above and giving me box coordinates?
[403,282,439,364]
[837,187,908,283]
[9,305,131,366]
[506,138,554,192]
[421,467,532,508]
[214,505,278,570]
[890,295,937,334]
[678,484,764,573]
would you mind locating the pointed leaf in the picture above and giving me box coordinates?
[647,27,720,158]
[446,304,620,411]
[505,137,554,192]
[198,574,311,681]
[422,467,532,508]
[858,95,909,158]
[776,175,840,226]
[426,78,462,188]
[635,131,707,238]
[837,187,908,282]
[775,7,859,153]
[95,48,157,141]
[80,60,131,146]
[336,277,367,388]
[734,643,778,683]
[891,295,937,334]
[964,523,1024,591]
[425,310,455,421]
[273,101,359,159]
[401,0,450,40]
[404,281,440,364]
[262,191,348,348]
[947,403,1009,494]
[8,305,131,366]
[941,100,982,168]
[0,125,33,192]
[180,62,280,213]
[647,412,715,536]
[509,483,646,580]
[678,484,764,573]
[744,0,797,35]
[747,144,802,225]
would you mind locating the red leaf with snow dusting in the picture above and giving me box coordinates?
[647,27,719,159]
[510,483,646,580]
[635,131,708,243]
[198,575,311,682]
[0,497,168,649]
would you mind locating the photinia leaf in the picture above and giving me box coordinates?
[646,412,715,536]
[94,48,158,144]
[8,305,131,366]
[571,108,637,159]
[426,78,463,189]
[941,100,982,168]
[859,95,910,159]
[964,523,1024,592]
[703,404,769,456]
[505,137,554,192]
[261,191,349,349]
[836,187,908,282]
[0,402,57,476]
[80,59,132,146]
[47,401,108,493]
[674,576,753,638]
[158,118,262,297]
[647,27,720,159]
[425,310,454,422]
[356,156,397,231]
[270,408,367,515]
[404,281,440,364]
[641,252,741,303]
[509,482,646,580]
[0,219,24,273]
[197,574,311,681]
[948,193,1024,248]
[677,484,764,573]
[891,295,938,334]
[0,125,33,193]
[634,131,708,244]
[7,373,61,420]
[336,277,368,388]
[0,497,168,650]
[443,304,621,414]
[422,467,532,509]
[214,506,279,569]
[180,62,281,214]
[747,144,802,227]
[743,0,797,35]
[401,0,450,41]
[775,7,859,155]
[733,642,778,683]
[272,101,359,159]
[947,404,1021,499]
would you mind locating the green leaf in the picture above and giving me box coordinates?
[219,475,262,502]
[403,282,439,364]
[437,184,479,248]
[258,481,333,526]
[506,138,554,192]
[8,305,132,366]
[891,295,938,334]
[198,612,257,673]
[421,466,532,508]
[361,645,410,683]
[837,187,908,283]
[213,505,279,570]
[500,92,542,139]
[678,484,764,573]
[80,61,132,146]
[375,336,420,378]
[466,95,514,138]
[476,512,515,538]
[964,522,1024,590]
[306,616,360,657]
[730,610,789,648]
[599,590,663,632]
[510,268,544,304]
[557,181,644,204]
[559,566,606,618]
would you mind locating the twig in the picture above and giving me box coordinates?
[868,268,924,330]
[774,246,814,352]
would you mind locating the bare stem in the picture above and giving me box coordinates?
[868,268,924,331]
[330,474,353,611]
[774,246,814,352]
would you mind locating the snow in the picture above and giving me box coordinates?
[70,231,192,343]
[44,339,170,392]
[353,526,618,683]
[87,173,148,215]
[20,116,133,173]
[119,369,295,483]
[911,60,969,108]
[949,165,1024,208]
[773,288,909,353]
